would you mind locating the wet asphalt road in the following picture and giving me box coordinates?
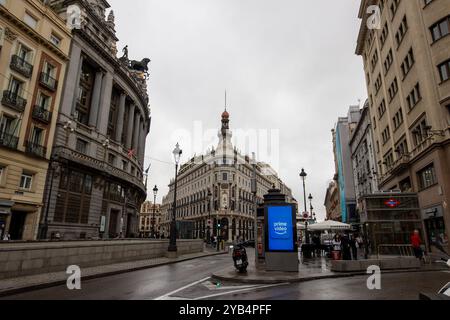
[2,253,232,300]
[2,250,449,300]
[207,271,450,300]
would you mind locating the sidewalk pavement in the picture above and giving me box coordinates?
[0,249,226,297]
[212,253,449,284]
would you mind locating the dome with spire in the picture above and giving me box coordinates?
[222,110,229,119]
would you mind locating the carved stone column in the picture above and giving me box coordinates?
[88,71,104,127]
[133,113,141,152]
[115,93,126,143]
[97,72,114,135]
[126,104,135,149]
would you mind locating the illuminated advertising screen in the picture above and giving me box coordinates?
[267,205,295,252]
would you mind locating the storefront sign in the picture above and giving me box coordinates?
[267,205,295,252]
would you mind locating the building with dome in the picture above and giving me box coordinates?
[160,109,294,242]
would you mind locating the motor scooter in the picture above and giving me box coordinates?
[232,242,249,273]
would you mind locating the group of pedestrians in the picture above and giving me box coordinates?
[332,232,364,260]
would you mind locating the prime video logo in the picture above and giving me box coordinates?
[273,222,288,235]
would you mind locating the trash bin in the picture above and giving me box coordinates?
[331,250,341,260]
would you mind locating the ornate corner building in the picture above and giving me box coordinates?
[39,0,151,240]
[160,110,294,242]
[0,0,71,240]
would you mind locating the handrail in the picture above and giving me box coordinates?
[377,244,414,259]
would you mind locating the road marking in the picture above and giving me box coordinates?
[154,277,211,300]
[193,283,289,300]
[202,281,260,291]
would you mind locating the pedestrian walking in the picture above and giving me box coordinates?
[356,234,364,249]
[341,232,352,260]
[411,229,423,259]
[350,234,358,260]
[332,234,341,260]
[432,233,448,255]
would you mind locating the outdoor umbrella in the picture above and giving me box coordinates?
[308,220,351,231]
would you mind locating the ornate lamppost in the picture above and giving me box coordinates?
[168,143,182,254]
[207,189,212,244]
[299,168,310,244]
[152,185,158,238]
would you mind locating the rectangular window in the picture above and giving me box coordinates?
[406,83,421,110]
[430,16,450,42]
[19,172,33,190]
[50,33,61,47]
[0,165,4,184]
[438,59,450,82]
[23,12,38,29]
[412,118,428,146]
[108,153,116,166]
[75,138,88,153]
[417,164,437,190]
[395,16,408,48]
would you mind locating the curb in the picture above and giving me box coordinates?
[0,251,227,298]
[211,267,449,285]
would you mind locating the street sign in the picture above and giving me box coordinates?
[303,212,309,219]
[207,219,212,227]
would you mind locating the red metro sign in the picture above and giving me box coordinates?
[384,199,400,208]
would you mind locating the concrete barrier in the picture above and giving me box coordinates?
[0,239,203,280]
[331,257,421,272]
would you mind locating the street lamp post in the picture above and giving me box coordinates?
[168,143,182,253]
[152,185,158,238]
[299,169,310,244]
[308,194,313,219]
[207,190,212,244]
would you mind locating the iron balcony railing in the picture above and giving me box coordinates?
[39,72,58,91]
[32,105,52,124]
[0,132,19,150]
[1,90,27,112]
[10,55,33,78]
[25,141,47,158]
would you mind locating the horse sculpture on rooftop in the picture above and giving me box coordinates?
[130,58,151,76]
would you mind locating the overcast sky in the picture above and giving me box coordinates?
[108,0,368,220]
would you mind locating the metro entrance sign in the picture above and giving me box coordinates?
[384,198,400,208]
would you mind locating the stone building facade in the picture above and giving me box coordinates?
[139,201,161,238]
[0,0,71,240]
[331,106,360,224]
[349,100,379,212]
[39,0,151,240]
[160,110,293,242]
[324,180,340,221]
[356,0,450,251]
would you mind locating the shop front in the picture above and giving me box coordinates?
[422,205,448,253]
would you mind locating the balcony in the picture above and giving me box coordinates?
[25,141,47,158]
[0,132,19,150]
[32,105,52,124]
[1,91,27,112]
[10,55,33,78]
[39,72,58,91]
[54,146,146,194]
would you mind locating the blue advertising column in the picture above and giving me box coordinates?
[263,188,298,272]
